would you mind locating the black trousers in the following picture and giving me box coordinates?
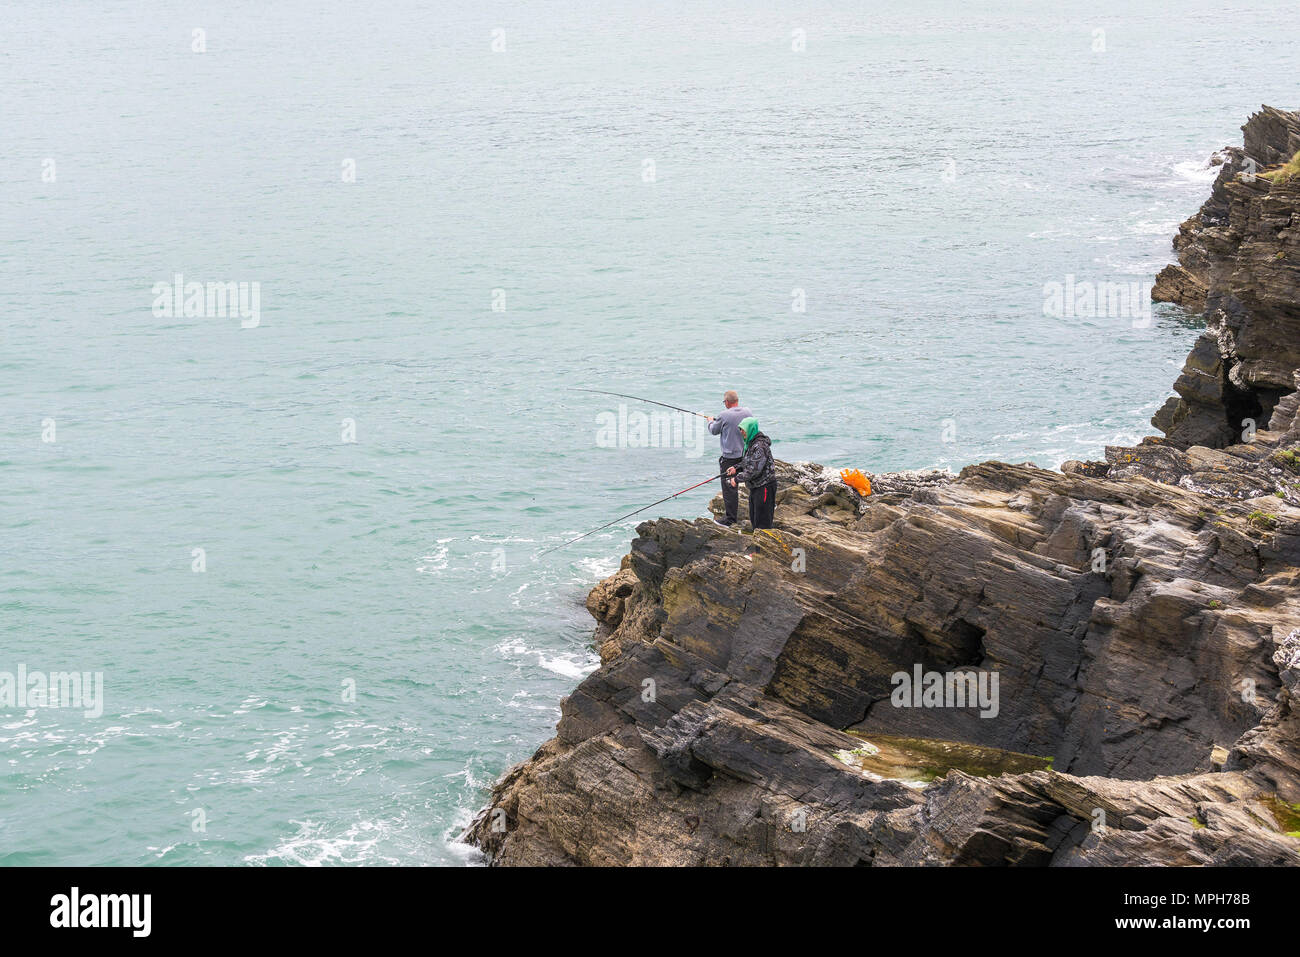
[749,480,778,530]
[719,455,742,522]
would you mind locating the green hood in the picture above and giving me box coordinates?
[739,417,760,450]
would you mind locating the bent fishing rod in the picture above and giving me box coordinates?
[539,470,726,556]
[572,389,710,419]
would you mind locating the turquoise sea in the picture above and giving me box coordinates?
[2,0,1298,864]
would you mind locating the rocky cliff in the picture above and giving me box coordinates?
[1151,105,1300,449]
[466,107,1300,866]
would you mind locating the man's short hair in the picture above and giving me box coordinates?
[724,390,739,405]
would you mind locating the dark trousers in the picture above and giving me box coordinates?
[719,456,742,523]
[749,480,777,530]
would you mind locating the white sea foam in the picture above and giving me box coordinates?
[245,818,388,866]
[1172,157,1221,184]
[442,806,487,866]
[415,543,450,575]
[576,554,621,579]
[496,637,528,656]
[537,652,599,680]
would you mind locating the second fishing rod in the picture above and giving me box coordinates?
[539,469,727,555]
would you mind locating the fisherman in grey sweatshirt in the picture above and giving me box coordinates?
[707,390,753,526]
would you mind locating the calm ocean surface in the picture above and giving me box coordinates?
[2,0,1298,864]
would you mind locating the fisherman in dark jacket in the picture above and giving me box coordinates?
[726,417,777,530]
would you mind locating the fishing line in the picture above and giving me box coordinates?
[539,471,726,556]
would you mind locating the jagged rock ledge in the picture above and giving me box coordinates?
[466,107,1300,866]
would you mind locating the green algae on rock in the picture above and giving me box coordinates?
[836,733,1053,787]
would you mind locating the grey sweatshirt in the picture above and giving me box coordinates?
[708,405,753,458]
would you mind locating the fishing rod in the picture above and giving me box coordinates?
[539,470,726,556]
[572,389,710,419]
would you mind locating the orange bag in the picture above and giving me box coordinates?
[840,469,871,496]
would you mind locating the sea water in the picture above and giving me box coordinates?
[2,0,1297,864]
